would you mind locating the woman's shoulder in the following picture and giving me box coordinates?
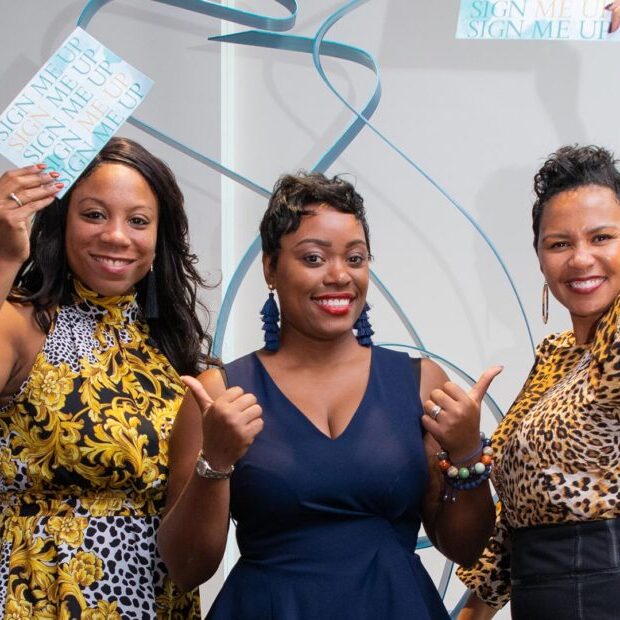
[2,296,36,320]
[535,329,574,357]
[0,300,46,398]
[418,357,449,383]
[193,366,228,398]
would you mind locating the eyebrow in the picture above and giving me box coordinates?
[293,238,367,249]
[541,225,619,242]
[76,197,155,212]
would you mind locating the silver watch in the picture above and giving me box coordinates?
[195,450,234,480]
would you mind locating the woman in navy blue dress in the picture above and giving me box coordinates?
[159,172,499,619]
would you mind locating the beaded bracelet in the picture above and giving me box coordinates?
[436,433,493,502]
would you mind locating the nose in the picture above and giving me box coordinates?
[100,220,131,247]
[568,244,594,270]
[324,258,352,286]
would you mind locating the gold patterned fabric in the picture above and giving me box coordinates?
[0,280,200,619]
[458,295,620,610]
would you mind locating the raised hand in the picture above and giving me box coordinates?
[0,164,63,264]
[422,366,502,461]
[608,1,620,33]
[181,375,264,472]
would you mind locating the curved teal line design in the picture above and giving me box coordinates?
[370,273,424,348]
[209,29,381,173]
[129,117,272,198]
[214,235,261,357]
[151,0,297,31]
[76,1,298,196]
[77,0,298,31]
[308,0,535,355]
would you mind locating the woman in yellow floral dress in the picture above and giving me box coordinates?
[0,137,208,618]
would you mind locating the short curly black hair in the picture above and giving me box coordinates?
[260,171,371,266]
[532,145,620,250]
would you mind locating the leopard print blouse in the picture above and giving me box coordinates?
[457,294,620,610]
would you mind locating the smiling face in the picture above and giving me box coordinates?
[264,204,370,346]
[65,163,159,296]
[537,184,620,343]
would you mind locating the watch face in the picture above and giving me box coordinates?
[196,455,232,479]
[196,458,208,477]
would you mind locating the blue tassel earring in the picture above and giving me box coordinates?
[354,302,374,346]
[261,286,280,351]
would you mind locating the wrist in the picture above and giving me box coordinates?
[436,433,494,502]
[0,256,25,272]
[200,446,234,472]
[448,440,483,464]
[195,450,234,480]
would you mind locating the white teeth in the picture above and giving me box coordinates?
[94,257,131,266]
[315,298,352,307]
[568,278,603,290]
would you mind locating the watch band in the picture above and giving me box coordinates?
[195,450,234,480]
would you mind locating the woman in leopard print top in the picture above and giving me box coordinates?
[0,138,211,618]
[458,145,620,619]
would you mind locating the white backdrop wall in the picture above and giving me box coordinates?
[4,1,619,616]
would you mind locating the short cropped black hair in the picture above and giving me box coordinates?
[260,171,371,266]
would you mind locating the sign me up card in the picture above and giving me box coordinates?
[457,0,618,41]
[0,27,153,195]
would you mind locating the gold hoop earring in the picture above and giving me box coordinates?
[542,281,549,325]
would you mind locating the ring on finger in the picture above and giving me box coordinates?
[429,404,442,421]
[8,192,23,207]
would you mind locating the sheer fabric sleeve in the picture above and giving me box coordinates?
[455,499,512,610]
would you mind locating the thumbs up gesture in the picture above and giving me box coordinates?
[181,376,264,472]
[422,366,502,461]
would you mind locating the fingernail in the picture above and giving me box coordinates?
[36,163,47,170]
[55,183,64,189]
[49,172,60,178]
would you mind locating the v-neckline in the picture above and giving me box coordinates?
[253,348,374,442]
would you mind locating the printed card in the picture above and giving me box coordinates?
[0,27,153,195]
[456,0,618,41]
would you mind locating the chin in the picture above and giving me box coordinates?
[85,279,136,297]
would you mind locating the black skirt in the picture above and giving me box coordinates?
[510,518,620,620]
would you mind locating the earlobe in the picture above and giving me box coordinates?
[262,254,275,287]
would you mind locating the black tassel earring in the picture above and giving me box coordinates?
[144,263,159,319]
[354,302,374,346]
[260,286,280,351]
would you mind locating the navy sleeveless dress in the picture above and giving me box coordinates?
[207,346,449,619]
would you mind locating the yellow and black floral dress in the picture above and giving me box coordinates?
[0,281,200,619]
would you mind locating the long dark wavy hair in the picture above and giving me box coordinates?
[9,136,215,374]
